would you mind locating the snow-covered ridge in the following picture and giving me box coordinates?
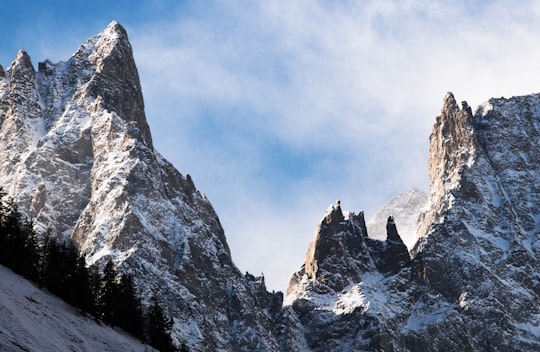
[284,91,540,351]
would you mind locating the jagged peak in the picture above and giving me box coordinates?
[70,21,153,148]
[90,21,131,61]
[386,216,402,243]
[72,21,129,63]
[0,64,4,78]
[15,50,31,63]
[103,20,126,38]
[322,200,343,225]
[9,50,34,73]
[443,91,458,109]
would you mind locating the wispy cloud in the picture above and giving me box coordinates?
[130,0,540,290]
[3,0,540,291]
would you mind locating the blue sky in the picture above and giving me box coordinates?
[3,1,540,291]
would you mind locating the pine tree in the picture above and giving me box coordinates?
[20,219,40,282]
[3,197,23,271]
[44,237,64,296]
[88,264,102,312]
[99,258,119,324]
[146,295,176,352]
[66,254,96,315]
[115,273,144,339]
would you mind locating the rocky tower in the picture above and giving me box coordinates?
[0,21,281,351]
[408,92,540,351]
[284,201,411,350]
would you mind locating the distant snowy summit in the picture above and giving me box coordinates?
[367,188,427,249]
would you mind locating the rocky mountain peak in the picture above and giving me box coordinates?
[322,200,344,234]
[5,20,540,351]
[12,50,33,69]
[85,21,152,148]
[286,200,410,299]
[417,91,478,238]
[385,216,399,242]
[7,50,36,91]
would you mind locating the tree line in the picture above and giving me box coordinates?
[0,188,186,352]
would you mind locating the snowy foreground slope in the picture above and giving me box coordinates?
[3,20,540,351]
[0,265,154,352]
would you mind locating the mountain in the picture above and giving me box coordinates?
[283,92,540,351]
[3,20,540,352]
[0,265,156,352]
[0,21,281,351]
[367,188,427,249]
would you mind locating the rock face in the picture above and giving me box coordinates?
[284,201,412,350]
[409,92,540,351]
[284,92,540,351]
[0,21,281,351]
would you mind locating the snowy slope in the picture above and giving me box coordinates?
[0,265,154,352]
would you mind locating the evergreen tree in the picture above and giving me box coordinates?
[115,273,144,339]
[99,258,120,324]
[0,187,180,348]
[20,219,40,282]
[2,197,23,271]
[44,237,64,296]
[66,254,96,315]
[88,264,102,311]
[146,295,176,352]
[37,228,54,287]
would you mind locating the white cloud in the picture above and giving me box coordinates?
[3,0,539,292]
[127,0,540,290]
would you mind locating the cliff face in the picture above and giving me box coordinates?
[283,202,411,351]
[0,21,281,351]
[284,92,540,351]
[409,92,540,351]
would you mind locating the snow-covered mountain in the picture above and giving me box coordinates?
[0,21,281,351]
[0,265,155,352]
[283,92,540,351]
[367,188,427,249]
[3,20,540,351]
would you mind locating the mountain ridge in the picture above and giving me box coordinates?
[2,21,540,351]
